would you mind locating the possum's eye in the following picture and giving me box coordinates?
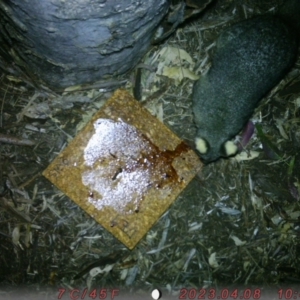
[195,137,209,154]
[221,140,238,157]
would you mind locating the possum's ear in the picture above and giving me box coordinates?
[222,140,238,157]
[195,137,209,154]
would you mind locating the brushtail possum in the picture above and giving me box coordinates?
[192,0,300,163]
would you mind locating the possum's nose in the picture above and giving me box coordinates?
[195,137,238,163]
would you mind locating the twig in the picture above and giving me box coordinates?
[0,133,35,146]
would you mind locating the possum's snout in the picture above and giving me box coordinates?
[195,137,238,163]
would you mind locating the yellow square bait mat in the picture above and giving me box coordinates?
[43,89,202,249]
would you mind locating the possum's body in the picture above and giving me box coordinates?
[192,12,298,163]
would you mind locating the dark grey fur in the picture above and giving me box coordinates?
[192,10,299,163]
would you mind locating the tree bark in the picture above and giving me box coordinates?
[0,0,169,90]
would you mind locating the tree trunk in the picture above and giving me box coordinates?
[0,0,169,90]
